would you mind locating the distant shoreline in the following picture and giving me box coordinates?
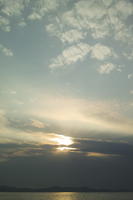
[0,186,133,193]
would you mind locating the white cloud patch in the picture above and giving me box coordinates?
[28,0,68,20]
[0,44,13,56]
[60,29,86,43]
[47,0,133,47]
[75,0,107,20]
[33,0,60,15]
[90,43,116,60]
[0,16,9,26]
[0,0,133,69]
[46,23,86,44]
[49,43,91,69]
[28,12,42,20]
[97,63,123,74]
[114,26,133,44]
[0,16,10,32]
[98,63,116,74]
[1,0,27,16]
[44,0,133,72]
[50,42,116,69]
[113,1,133,19]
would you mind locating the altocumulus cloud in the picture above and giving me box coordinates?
[0,0,133,76]
[49,43,117,69]
[0,44,13,56]
[97,63,123,74]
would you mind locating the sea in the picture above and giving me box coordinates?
[0,192,133,200]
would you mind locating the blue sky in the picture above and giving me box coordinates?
[0,0,133,167]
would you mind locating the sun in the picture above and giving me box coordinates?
[51,135,73,146]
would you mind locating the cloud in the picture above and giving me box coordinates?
[0,44,13,56]
[49,42,117,69]
[0,0,29,33]
[7,117,46,132]
[2,47,13,56]
[46,24,86,44]
[33,0,59,15]
[0,16,10,32]
[60,29,86,44]
[28,94,133,135]
[0,143,48,162]
[49,43,116,69]
[0,129,130,162]
[90,43,116,60]
[128,74,133,79]
[75,0,107,20]
[1,0,26,16]
[97,63,116,74]
[44,0,133,72]
[0,110,74,147]
[0,107,132,162]
[60,0,133,40]
[0,117,74,146]
[0,0,132,73]
[0,0,68,24]
[28,12,42,20]
[86,152,117,158]
[27,0,68,20]
[75,137,133,158]
[30,119,46,129]
[49,43,91,69]
[113,0,133,19]
[18,19,26,27]
[1,93,133,156]
[1,93,133,146]
[45,0,113,41]
[114,26,133,44]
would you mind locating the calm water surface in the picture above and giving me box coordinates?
[0,192,133,200]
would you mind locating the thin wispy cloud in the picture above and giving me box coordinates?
[86,152,118,158]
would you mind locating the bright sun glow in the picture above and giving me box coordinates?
[51,135,73,146]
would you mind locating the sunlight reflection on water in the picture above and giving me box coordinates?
[0,192,133,200]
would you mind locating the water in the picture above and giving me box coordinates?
[0,192,133,200]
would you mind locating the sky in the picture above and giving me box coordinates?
[0,0,133,189]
